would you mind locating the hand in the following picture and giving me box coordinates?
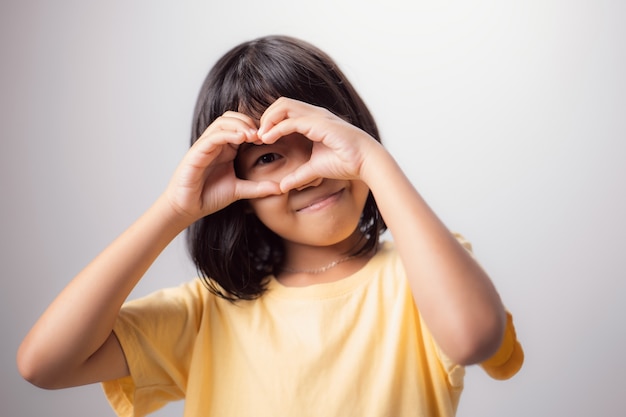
[165,111,281,221]
[257,97,382,192]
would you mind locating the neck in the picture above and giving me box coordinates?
[280,254,358,274]
[276,238,376,287]
[276,256,370,287]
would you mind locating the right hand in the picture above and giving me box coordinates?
[164,111,281,222]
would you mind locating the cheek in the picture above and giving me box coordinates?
[353,181,371,208]
[248,195,285,225]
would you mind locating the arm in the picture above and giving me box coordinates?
[17,112,280,389]
[360,144,506,365]
[258,98,505,365]
[17,198,189,388]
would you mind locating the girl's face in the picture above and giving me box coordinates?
[236,134,370,248]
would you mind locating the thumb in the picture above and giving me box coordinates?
[235,180,282,200]
[279,163,318,193]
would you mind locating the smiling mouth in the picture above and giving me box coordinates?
[296,189,344,212]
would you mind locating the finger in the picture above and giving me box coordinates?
[257,118,297,144]
[195,114,270,152]
[258,116,326,145]
[234,179,282,200]
[191,130,248,154]
[278,163,319,193]
[257,97,309,138]
[197,112,258,143]
[221,111,259,131]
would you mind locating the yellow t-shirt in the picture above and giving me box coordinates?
[102,241,523,417]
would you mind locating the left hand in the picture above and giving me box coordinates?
[257,97,381,192]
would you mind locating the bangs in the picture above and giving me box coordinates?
[230,49,339,121]
[192,36,358,143]
[188,35,386,300]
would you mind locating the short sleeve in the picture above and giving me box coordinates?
[452,232,524,380]
[480,310,524,380]
[452,232,473,253]
[101,280,205,417]
[435,343,466,389]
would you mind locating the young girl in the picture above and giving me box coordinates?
[18,35,523,416]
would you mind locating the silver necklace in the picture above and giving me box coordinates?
[280,254,358,274]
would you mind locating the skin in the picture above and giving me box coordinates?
[17,97,505,390]
[236,132,372,283]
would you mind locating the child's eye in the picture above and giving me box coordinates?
[255,153,282,166]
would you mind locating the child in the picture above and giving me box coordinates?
[18,35,523,416]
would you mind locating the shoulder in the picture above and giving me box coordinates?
[373,240,401,265]
[125,279,208,306]
[369,240,405,277]
[119,279,216,325]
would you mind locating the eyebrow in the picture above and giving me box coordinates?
[238,143,253,151]
[237,143,256,155]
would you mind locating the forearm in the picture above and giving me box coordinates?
[17,194,189,387]
[361,143,505,364]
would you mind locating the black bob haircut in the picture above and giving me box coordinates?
[188,35,387,301]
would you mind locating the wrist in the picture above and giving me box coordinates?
[151,194,197,236]
[358,141,396,186]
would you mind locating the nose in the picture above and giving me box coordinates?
[295,177,323,191]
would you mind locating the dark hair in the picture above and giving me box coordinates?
[188,35,386,300]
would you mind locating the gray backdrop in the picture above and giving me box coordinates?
[2,1,625,416]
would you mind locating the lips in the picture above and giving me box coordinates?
[295,189,344,212]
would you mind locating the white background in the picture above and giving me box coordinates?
[2,1,625,416]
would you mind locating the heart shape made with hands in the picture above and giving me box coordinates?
[249,98,370,193]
